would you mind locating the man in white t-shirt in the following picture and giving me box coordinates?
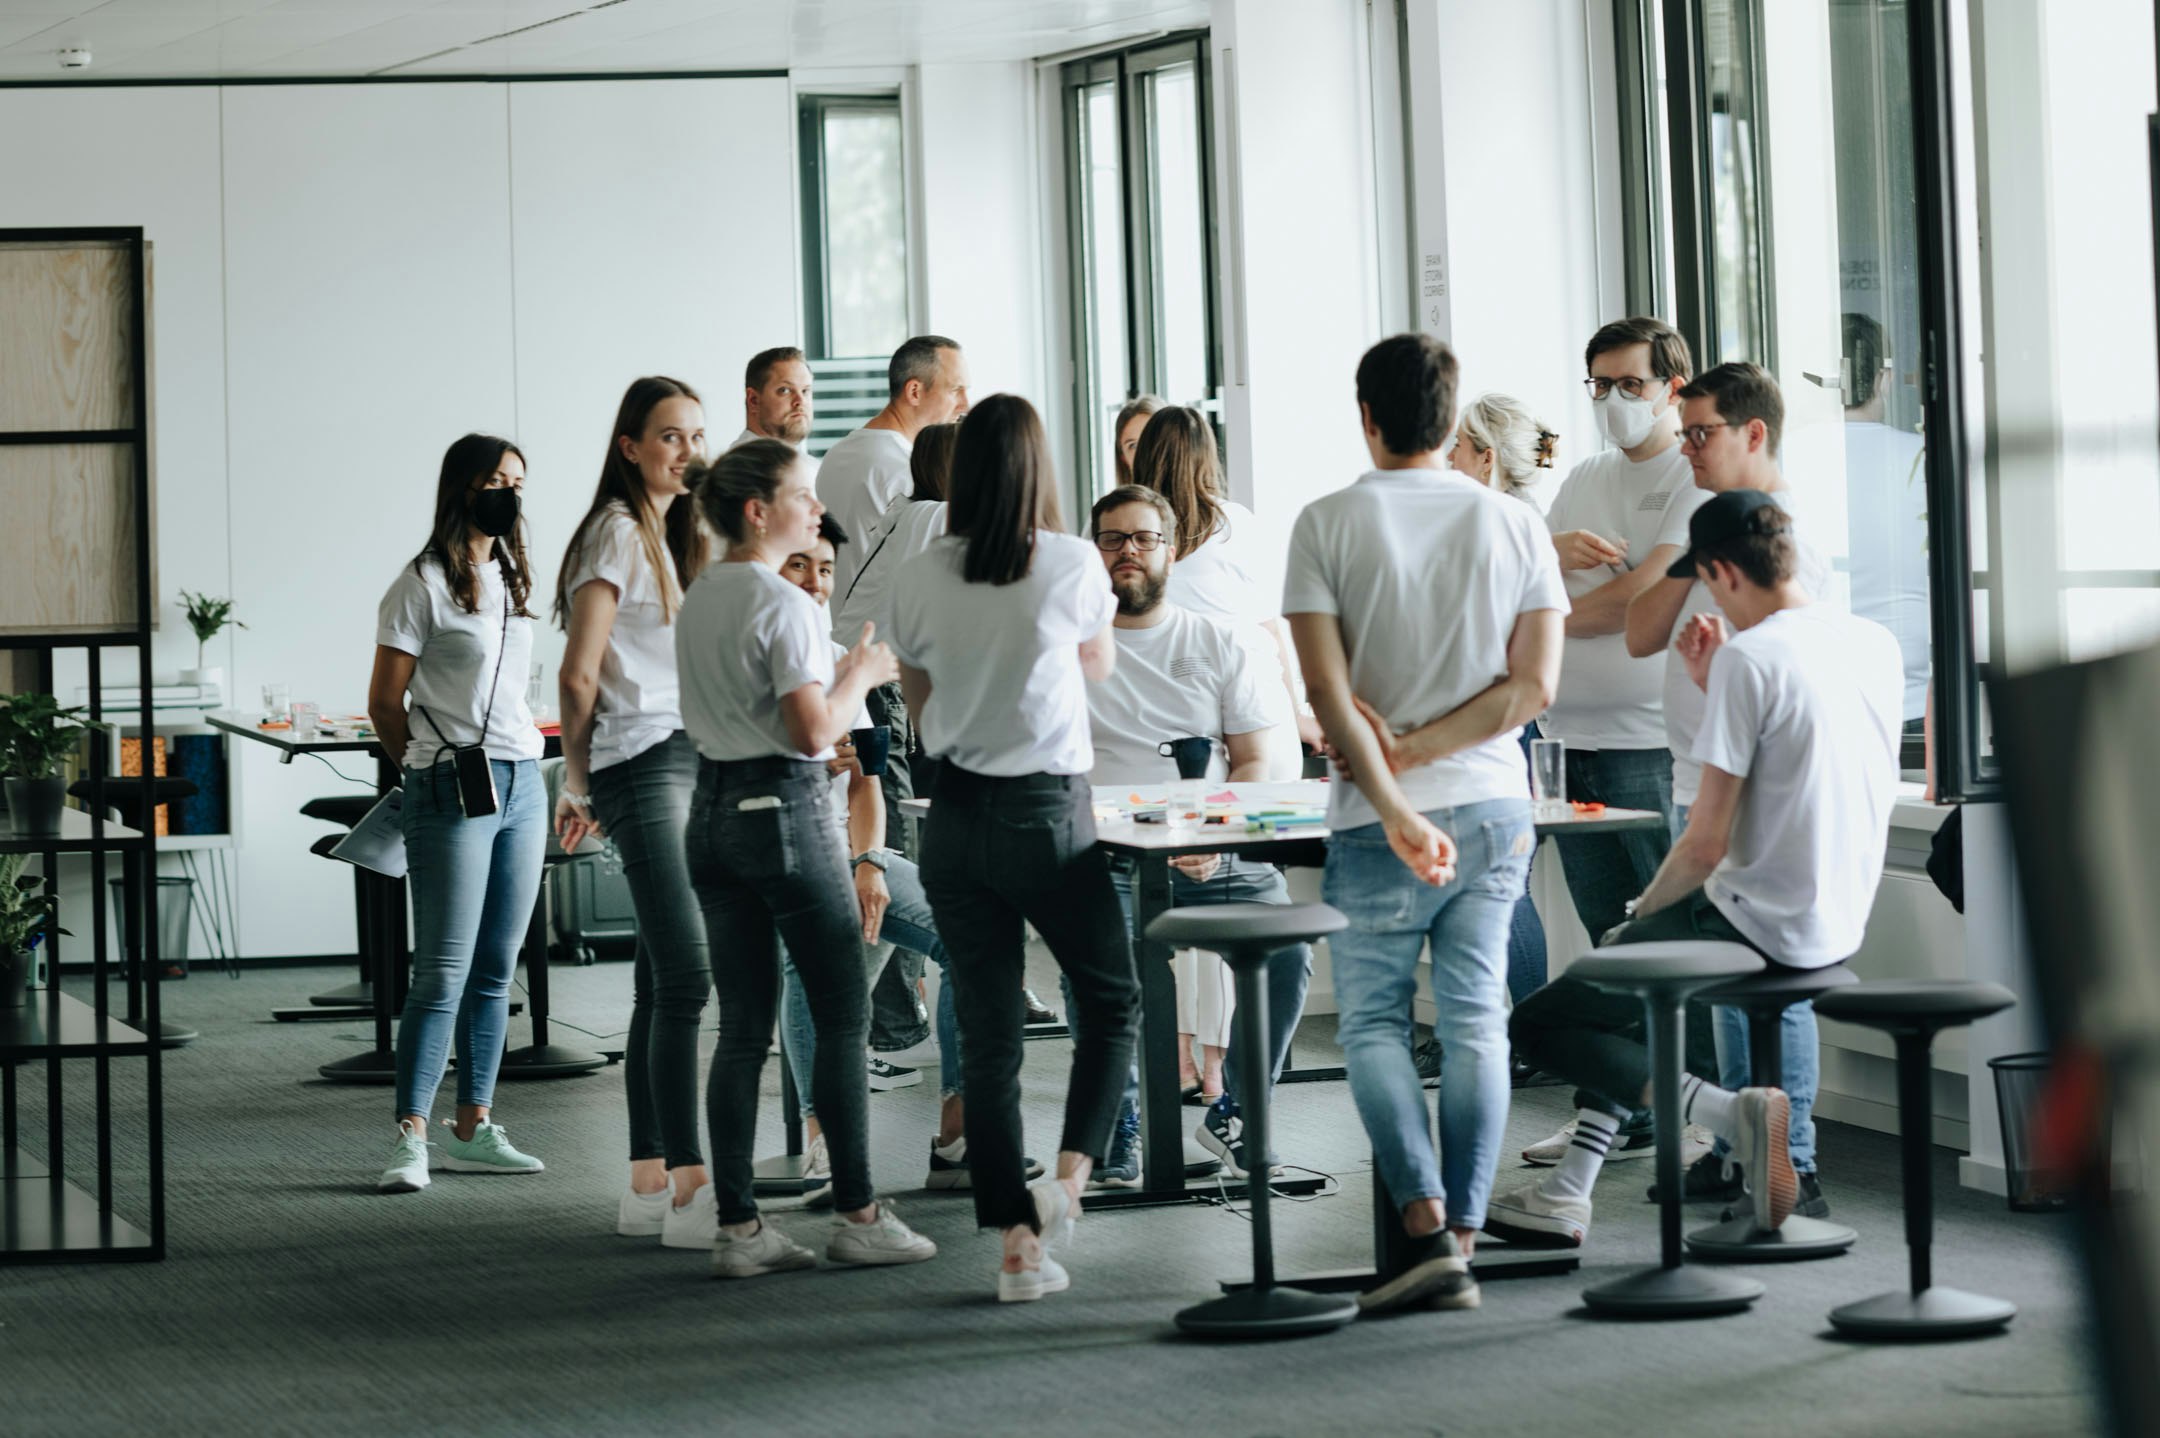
[1540,317,1709,948]
[1077,484,1298,1186]
[728,346,818,481]
[817,335,969,607]
[1493,491,1903,1250]
[1284,333,1567,1314]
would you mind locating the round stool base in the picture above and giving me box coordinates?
[158,1021,199,1048]
[496,1043,609,1079]
[1175,1285,1360,1339]
[1830,1286,2016,1340]
[1687,1212,1856,1262]
[318,1048,398,1084]
[1583,1263,1764,1318]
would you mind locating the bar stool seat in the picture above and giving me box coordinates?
[300,793,384,1008]
[1816,980,2018,1340]
[1146,902,1359,1339]
[1687,964,1857,1261]
[1571,941,1768,1317]
[300,794,378,828]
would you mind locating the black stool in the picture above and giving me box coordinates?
[1571,941,1768,1318]
[1686,964,1859,1261]
[1815,979,2019,1340]
[1147,902,1358,1339]
[68,775,200,1048]
[497,851,608,1079]
[301,794,383,1010]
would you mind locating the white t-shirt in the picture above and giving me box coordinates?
[1167,498,1291,725]
[1843,420,1931,721]
[726,426,819,480]
[1282,469,1571,831]
[1541,444,1709,750]
[1661,494,1832,808]
[834,496,948,647]
[887,530,1116,777]
[815,427,913,610]
[827,638,875,814]
[676,561,836,763]
[1693,604,1904,967]
[1087,605,1275,786]
[564,502,681,771]
[376,556,541,772]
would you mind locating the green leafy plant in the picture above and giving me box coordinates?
[178,590,247,669]
[0,692,110,781]
[0,853,65,960]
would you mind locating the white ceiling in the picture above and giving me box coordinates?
[0,0,1209,79]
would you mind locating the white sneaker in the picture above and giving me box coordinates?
[800,1134,834,1209]
[826,1201,937,1266]
[1481,1183,1591,1247]
[997,1253,1070,1303]
[866,1056,923,1091]
[438,1121,545,1174]
[1679,1122,1715,1170]
[712,1219,818,1279]
[661,1183,719,1250]
[1730,1089,1798,1232]
[1521,1120,1657,1166]
[1029,1175,1079,1251]
[617,1184,670,1236]
[377,1125,432,1193]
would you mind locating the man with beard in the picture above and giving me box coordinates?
[1080,484,1306,1186]
[730,347,819,481]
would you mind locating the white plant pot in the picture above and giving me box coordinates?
[179,666,223,689]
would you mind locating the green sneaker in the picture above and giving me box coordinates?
[440,1121,545,1175]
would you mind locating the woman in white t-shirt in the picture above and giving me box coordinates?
[887,395,1139,1303]
[1132,405,1314,770]
[365,433,547,1195]
[552,375,719,1245]
[675,438,936,1277]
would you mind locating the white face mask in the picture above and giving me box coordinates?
[1596,387,1667,450]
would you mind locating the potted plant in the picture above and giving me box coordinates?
[0,854,62,1009]
[0,693,109,838]
[178,590,247,689]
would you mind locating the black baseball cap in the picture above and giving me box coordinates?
[1666,488,1788,579]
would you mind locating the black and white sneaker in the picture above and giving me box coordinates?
[1412,1036,1443,1089]
[866,1056,922,1091]
[1793,1171,1830,1219]
[926,1134,1042,1189]
[1195,1101,1280,1180]
[1022,988,1061,1026]
[1088,1109,1143,1190]
[1358,1229,1479,1315]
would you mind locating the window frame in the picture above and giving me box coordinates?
[797,90,909,362]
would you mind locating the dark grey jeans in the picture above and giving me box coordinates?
[920,768,1140,1231]
[589,731,710,1169]
[687,756,875,1223]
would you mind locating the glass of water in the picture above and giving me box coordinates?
[261,683,290,722]
[289,700,321,740]
[1531,738,1566,821]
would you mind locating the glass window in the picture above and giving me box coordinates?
[1070,71,1128,498]
[1698,0,1774,366]
[800,95,909,361]
[1143,59,1210,409]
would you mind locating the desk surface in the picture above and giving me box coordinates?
[899,779,1663,857]
[206,709,379,756]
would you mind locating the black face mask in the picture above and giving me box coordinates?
[471,487,520,538]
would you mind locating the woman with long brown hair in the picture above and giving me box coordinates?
[1112,393,1162,487]
[551,376,719,1245]
[367,433,547,1194]
[888,394,1140,1303]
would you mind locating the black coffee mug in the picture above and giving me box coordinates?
[851,725,893,777]
[1158,736,1214,780]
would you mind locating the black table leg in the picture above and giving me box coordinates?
[318,868,402,1083]
[500,863,607,1079]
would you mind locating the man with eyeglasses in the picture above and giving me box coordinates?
[1619,360,1835,1213]
[1079,484,1302,1187]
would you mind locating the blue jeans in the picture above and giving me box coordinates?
[1508,726,1549,1004]
[1326,798,1532,1231]
[1096,855,1313,1121]
[396,758,546,1121]
[589,731,711,1169]
[781,852,963,1110]
[1549,746,1674,941]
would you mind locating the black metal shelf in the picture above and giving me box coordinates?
[0,807,148,855]
[0,992,153,1059]
[0,1149,155,1264]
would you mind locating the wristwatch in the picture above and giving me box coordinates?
[851,848,891,873]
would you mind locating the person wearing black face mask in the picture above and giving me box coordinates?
[364,433,549,1196]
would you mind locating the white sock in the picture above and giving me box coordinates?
[1541,1109,1624,1202]
[1682,1075,1738,1143]
[934,1134,965,1161]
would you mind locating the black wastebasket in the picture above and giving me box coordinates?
[109,876,194,979]
[1989,1051,2084,1212]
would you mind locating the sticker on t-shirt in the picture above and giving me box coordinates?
[1170,656,1216,682]
[1637,490,1673,512]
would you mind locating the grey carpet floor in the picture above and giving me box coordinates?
[1,960,2104,1438]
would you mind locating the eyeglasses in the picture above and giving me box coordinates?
[1094,529,1165,553]
[1679,422,1731,449]
[1582,376,1662,400]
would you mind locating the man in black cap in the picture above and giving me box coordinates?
[1483,490,1905,1250]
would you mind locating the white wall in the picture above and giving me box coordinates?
[4,77,796,958]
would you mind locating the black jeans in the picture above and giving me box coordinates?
[920,768,1140,1231]
[588,731,711,1168]
[1509,887,1767,1121]
[686,756,874,1223]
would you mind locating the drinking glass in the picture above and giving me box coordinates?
[1531,738,1566,821]
[289,701,321,740]
[261,683,290,723]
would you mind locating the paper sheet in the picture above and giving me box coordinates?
[328,789,407,878]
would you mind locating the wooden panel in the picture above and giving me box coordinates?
[0,242,134,432]
[0,444,138,634]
